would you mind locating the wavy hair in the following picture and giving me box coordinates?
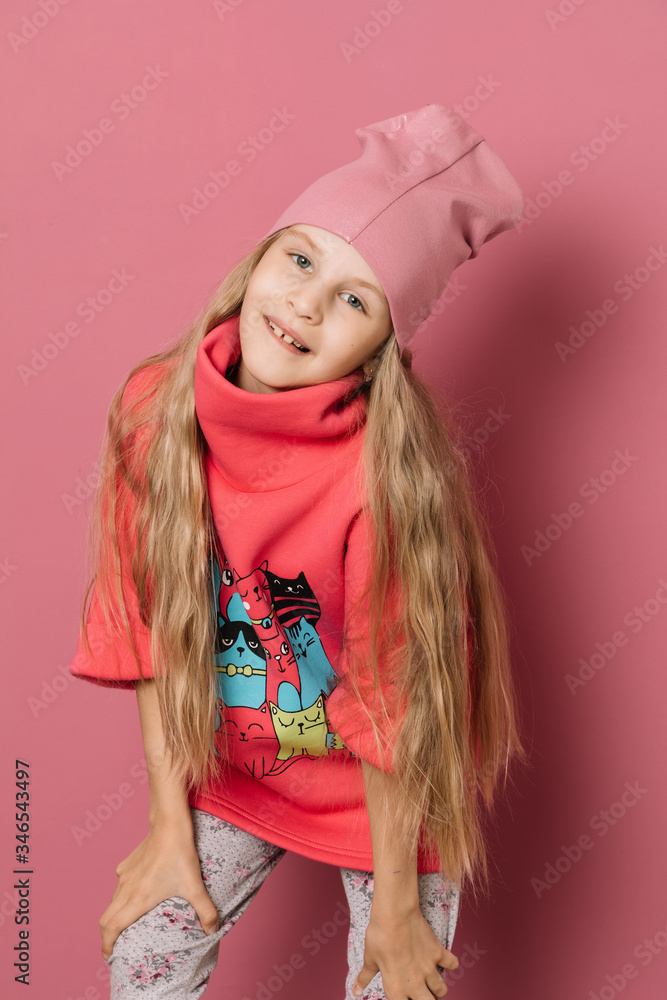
[79,226,528,902]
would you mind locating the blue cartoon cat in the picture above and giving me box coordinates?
[287,616,340,709]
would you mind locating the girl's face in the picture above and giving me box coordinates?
[234,225,393,393]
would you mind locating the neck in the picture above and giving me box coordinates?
[226,356,293,394]
[225,360,241,387]
[195,313,368,492]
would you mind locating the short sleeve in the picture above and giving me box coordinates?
[325,507,407,774]
[69,579,154,689]
[68,370,159,689]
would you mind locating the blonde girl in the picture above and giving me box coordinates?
[70,104,527,1000]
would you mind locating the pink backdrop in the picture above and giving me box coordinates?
[2,1,665,997]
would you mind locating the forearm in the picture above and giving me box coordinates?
[135,679,193,827]
[360,758,419,914]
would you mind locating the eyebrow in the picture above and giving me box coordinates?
[289,228,386,303]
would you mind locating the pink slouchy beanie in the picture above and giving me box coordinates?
[263,104,524,353]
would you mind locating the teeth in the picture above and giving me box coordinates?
[268,318,307,351]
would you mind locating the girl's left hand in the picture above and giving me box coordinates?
[351,904,459,999]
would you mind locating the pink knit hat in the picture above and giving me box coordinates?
[263,104,524,354]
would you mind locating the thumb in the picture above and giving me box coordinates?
[352,962,376,997]
[190,886,219,936]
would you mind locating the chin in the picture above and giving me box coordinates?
[244,363,301,393]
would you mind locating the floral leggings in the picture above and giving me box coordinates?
[108,807,460,999]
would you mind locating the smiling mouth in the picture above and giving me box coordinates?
[265,316,310,353]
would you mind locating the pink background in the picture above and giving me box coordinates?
[2,1,666,997]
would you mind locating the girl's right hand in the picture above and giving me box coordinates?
[99,817,220,962]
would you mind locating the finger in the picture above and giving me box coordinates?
[100,910,125,963]
[436,947,459,971]
[425,969,449,997]
[99,900,147,962]
[102,874,132,924]
[352,962,379,996]
[188,886,220,936]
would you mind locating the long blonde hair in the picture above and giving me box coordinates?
[80,227,528,902]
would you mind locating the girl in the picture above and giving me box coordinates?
[70,104,527,1000]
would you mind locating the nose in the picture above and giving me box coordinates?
[286,276,324,322]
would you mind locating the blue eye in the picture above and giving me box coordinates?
[287,252,367,313]
[289,252,312,270]
[341,292,365,312]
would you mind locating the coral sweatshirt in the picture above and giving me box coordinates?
[69,312,442,872]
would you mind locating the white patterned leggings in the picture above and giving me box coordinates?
[108,807,460,999]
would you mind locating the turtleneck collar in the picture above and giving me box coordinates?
[194,313,368,492]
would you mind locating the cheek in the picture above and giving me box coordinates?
[253,269,291,309]
[239,297,259,331]
[339,328,367,358]
[243,279,275,325]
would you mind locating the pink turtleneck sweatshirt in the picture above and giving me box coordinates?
[69,313,441,872]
